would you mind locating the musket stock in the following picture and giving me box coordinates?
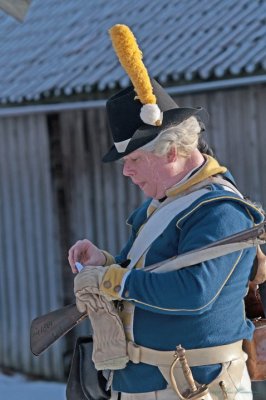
[30,303,87,356]
[30,221,266,356]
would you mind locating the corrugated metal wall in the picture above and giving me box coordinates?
[178,84,266,206]
[59,108,145,255]
[0,83,265,379]
[0,114,65,380]
[59,84,266,259]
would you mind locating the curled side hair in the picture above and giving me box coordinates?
[197,137,214,157]
[142,116,201,157]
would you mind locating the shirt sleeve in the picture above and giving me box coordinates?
[121,200,256,315]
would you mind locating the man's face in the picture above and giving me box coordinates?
[122,149,169,199]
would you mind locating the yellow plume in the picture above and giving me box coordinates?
[109,24,156,105]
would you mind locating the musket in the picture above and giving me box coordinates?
[30,221,266,356]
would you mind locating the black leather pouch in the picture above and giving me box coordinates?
[66,336,111,400]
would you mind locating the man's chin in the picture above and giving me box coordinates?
[140,187,150,197]
[135,182,156,198]
[142,188,157,198]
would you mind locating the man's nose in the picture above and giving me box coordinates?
[123,161,135,177]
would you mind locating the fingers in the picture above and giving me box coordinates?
[76,293,109,314]
[68,239,89,273]
[68,239,105,273]
[68,245,78,273]
[76,293,105,313]
[76,298,87,313]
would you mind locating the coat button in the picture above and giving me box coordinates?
[114,285,121,293]
[103,280,112,289]
[124,290,129,298]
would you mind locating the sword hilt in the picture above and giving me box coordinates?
[176,345,198,392]
[170,345,210,400]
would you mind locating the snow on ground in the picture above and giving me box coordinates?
[0,371,265,400]
[0,372,66,400]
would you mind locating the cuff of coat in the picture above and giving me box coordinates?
[100,264,130,299]
[101,250,116,266]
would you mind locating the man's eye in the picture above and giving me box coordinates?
[120,156,140,165]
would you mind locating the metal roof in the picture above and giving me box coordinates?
[0,0,265,103]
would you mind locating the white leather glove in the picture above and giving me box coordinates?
[74,265,129,302]
[75,289,128,370]
[74,266,129,370]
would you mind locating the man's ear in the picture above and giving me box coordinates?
[167,146,177,162]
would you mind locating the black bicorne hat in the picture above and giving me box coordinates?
[103,25,203,163]
[102,79,202,162]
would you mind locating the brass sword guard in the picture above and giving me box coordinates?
[170,345,210,400]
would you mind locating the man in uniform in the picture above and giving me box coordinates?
[69,25,264,400]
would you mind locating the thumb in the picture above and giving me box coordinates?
[76,298,87,313]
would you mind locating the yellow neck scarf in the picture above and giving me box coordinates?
[166,155,227,197]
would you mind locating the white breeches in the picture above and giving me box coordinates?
[111,365,253,400]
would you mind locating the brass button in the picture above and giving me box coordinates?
[103,280,112,289]
[124,290,129,298]
[114,285,121,293]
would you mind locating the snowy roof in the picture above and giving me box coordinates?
[0,0,265,103]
